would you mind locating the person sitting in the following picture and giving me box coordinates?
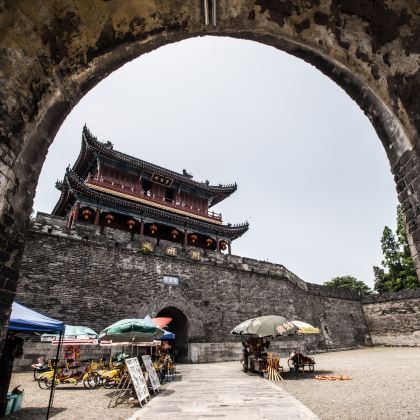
[241,341,249,372]
[289,351,315,372]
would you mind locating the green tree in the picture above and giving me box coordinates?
[324,275,371,294]
[373,205,419,293]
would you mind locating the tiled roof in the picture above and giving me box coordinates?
[59,168,248,239]
[79,125,237,206]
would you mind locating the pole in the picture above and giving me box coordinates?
[46,331,63,420]
[203,0,209,25]
[94,208,100,225]
[140,217,144,236]
[72,202,80,228]
[212,0,217,27]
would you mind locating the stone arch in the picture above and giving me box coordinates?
[140,293,204,341]
[156,306,190,363]
[1,1,420,348]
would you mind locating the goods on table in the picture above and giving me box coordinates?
[266,353,283,381]
[314,375,352,380]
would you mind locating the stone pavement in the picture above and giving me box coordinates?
[129,362,319,420]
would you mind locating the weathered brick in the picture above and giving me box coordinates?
[16,213,371,359]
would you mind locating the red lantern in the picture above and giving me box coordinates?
[149,224,158,235]
[171,229,179,239]
[82,209,92,220]
[127,219,136,230]
[219,240,227,250]
[206,238,213,247]
[105,214,114,224]
[190,234,198,244]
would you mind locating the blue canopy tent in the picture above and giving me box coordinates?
[9,302,65,334]
[8,302,65,420]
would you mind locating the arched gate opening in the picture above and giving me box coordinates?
[157,307,190,363]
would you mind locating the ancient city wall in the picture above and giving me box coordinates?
[16,213,370,364]
[362,289,420,347]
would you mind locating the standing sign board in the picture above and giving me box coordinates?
[125,357,150,406]
[141,355,161,394]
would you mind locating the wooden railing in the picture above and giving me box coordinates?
[85,175,223,222]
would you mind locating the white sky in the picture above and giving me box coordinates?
[33,36,398,288]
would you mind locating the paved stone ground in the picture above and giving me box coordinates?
[281,347,420,420]
[7,372,139,419]
[8,348,420,419]
[129,362,318,420]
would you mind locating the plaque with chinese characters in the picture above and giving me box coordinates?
[161,276,179,285]
[166,247,177,256]
[141,242,154,253]
[191,251,201,261]
[151,173,173,187]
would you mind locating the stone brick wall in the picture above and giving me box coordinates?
[14,213,371,365]
[362,289,420,346]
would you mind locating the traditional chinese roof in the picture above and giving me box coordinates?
[54,168,249,240]
[73,125,237,207]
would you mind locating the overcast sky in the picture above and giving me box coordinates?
[33,36,398,288]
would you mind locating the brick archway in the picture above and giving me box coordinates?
[1,1,419,353]
[156,307,190,363]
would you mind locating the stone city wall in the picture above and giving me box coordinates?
[15,213,371,365]
[362,289,420,347]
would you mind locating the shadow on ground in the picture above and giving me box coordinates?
[6,406,67,419]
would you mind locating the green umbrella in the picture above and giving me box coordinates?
[41,325,98,341]
[99,318,164,343]
[230,315,298,337]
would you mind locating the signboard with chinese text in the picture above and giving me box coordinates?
[141,355,161,394]
[191,251,201,261]
[166,247,177,256]
[125,357,150,405]
[161,275,179,286]
[151,173,173,187]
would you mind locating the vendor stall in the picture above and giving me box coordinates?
[231,315,298,379]
[3,302,65,419]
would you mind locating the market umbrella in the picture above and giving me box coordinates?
[41,325,98,341]
[152,317,172,328]
[99,319,164,343]
[230,315,298,337]
[292,320,320,334]
[143,316,175,340]
[160,330,175,340]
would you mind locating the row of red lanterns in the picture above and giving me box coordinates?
[81,208,227,248]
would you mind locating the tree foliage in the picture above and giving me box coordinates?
[373,206,419,293]
[324,275,371,294]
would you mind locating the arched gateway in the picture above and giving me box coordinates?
[1,1,420,360]
[157,307,190,363]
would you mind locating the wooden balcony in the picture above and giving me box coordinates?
[85,175,223,222]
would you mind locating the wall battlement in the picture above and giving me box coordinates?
[31,213,362,301]
[362,288,420,303]
[15,213,420,365]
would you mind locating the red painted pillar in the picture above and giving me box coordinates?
[67,211,73,229]
[72,202,80,228]
[94,208,100,225]
[140,217,144,236]
[228,239,231,255]
[216,237,220,252]
[184,228,188,248]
